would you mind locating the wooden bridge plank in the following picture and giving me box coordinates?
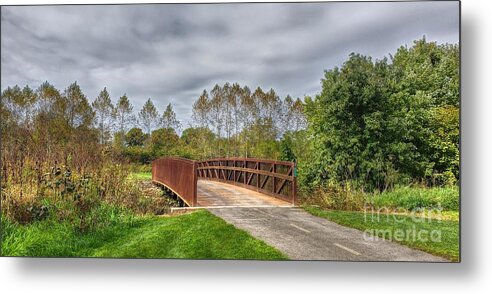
[196,180,291,207]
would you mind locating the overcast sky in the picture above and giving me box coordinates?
[1,2,459,126]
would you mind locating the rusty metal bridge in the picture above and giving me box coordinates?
[152,157,297,207]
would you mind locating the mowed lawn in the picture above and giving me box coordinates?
[304,207,459,262]
[1,210,287,260]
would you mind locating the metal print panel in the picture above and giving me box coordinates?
[0,1,460,262]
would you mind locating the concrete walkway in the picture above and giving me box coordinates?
[197,180,292,207]
[208,206,448,262]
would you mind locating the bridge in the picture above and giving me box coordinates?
[151,157,297,207]
[150,157,446,261]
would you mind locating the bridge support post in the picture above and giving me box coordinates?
[192,161,197,207]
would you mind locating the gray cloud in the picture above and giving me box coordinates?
[1,2,459,125]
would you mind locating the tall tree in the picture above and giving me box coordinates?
[230,83,242,156]
[210,84,225,155]
[222,83,234,156]
[160,103,181,132]
[33,82,66,161]
[36,81,62,115]
[303,53,395,191]
[63,82,94,129]
[138,98,159,136]
[114,94,135,134]
[92,87,115,144]
[192,90,212,158]
[192,90,210,128]
[282,95,307,134]
[238,86,253,157]
[2,85,37,129]
[390,38,460,183]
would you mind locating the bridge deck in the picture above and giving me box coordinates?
[197,180,292,207]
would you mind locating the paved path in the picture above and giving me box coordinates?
[197,180,292,207]
[208,206,448,262]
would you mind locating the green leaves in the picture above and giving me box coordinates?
[302,38,459,192]
[125,127,148,147]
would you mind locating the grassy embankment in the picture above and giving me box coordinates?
[2,209,287,260]
[2,169,286,260]
[303,186,460,261]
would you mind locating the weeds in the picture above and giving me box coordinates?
[1,161,176,230]
[367,186,459,211]
[301,182,366,211]
[301,183,459,212]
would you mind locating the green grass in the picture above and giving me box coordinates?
[368,186,459,211]
[1,210,287,260]
[304,206,460,262]
[129,171,152,181]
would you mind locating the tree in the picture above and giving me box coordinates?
[33,82,67,161]
[192,90,210,128]
[283,96,307,134]
[0,85,37,186]
[92,87,115,144]
[279,134,296,162]
[63,82,94,129]
[390,38,460,183]
[238,85,254,157]
[2,85,37,129]
[303,53,395,191]
[138,98,159,137]
[114,94,135,134]
[262,88,282,129]
[241,117,278,159]
[210,84,224,141]
[230,83,242,156]
[150,128,180,156]
[302,38,460,191]
[36,82,63,116]
[181,127,215,159]
[160,103,181,132]
[125,127,148,147]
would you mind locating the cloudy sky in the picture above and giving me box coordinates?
[1,1,459,126]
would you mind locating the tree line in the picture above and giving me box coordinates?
[191,83,306,159]
[1,79,307,178]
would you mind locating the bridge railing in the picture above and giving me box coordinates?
[152,157,197,206]
[196,158,297,204]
